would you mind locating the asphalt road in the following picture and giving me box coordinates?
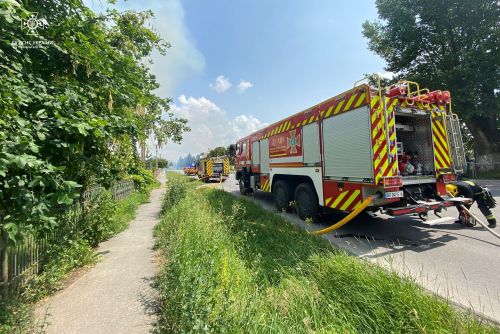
[220,175,500,323]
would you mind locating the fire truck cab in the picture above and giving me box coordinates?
[235,81,469,220]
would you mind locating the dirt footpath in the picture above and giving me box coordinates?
[35,175,166,334]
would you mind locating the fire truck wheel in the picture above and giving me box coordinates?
[273,180,292,212]
[294,183,319,221]
[239,179,252,195]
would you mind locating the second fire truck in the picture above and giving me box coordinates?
[234,80,468,221]
[198,156,230,182]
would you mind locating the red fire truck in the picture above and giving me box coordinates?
[234,81,469,221]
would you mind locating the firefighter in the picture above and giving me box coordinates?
[446,179,497,228]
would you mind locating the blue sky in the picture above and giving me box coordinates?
[87,0,388,161]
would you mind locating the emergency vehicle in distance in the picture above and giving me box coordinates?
[197,156,230,182]
[234,80,469,221]
[183,164,197,176]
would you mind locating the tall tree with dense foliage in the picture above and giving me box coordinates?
[0,0,189,251]
[363,0,500,168]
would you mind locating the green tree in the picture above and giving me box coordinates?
[363,0,500,168]
[0,0,189,252]
[145,157,169,169]
[206,146,227,158]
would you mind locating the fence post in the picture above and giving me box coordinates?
[0,230,9,298]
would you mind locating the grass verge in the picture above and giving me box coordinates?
[0,187,154,334]
[154,173,497,333]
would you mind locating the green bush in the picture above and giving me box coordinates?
[80,190,116,247]
[129,168,160,192]
[160,173,192,214]
[81,182,151,246]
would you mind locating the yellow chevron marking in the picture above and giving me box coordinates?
[325,197,333,206]
[432,126,448,156]
[325,105,334,118]
[372,124,386,141]
[331,191,349,208]
[388,114,395,126]
[354,92,366,108]
[278,122,285,133]
[371,125,379,140]
[320,110,325,118]
[343,94,357,112]
[371,108,379,123]
[285,121,291,131]
[370,95,380,108]
[334,100,345,114]
[314,115,319,121]
[308,115,315,124]
[433,131,448,156]
[302,119,308,126]
[340,190,360,211]
[435,122,449,149]
[389,98,398,109]
[374,146,388,170]
[379,159,389,176]
[434,150,446,169]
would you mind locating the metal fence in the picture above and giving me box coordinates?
[109,180,134,201]
[466,162,500,179]
[1,179,135,295]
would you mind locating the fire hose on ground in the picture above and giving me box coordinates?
[311,193,499,240]
[311,196,374,235]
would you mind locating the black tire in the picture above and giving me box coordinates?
[294,183,319,221]
[239,179,249,195]
[273,180,292,212]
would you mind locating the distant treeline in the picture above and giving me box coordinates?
[175,146,236,168]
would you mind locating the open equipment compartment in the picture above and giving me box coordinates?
[394,110,437,185]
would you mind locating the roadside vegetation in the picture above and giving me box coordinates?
[1,0,183,332]
[154,173,497,333]
[0,173,159,334]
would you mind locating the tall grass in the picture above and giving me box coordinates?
[155,173,497,333]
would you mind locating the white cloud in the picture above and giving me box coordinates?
[83,0,205,98]
[149,1,205,98]
[237,80,254,94]
[159,96,268,162]
[210,75,232,93]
